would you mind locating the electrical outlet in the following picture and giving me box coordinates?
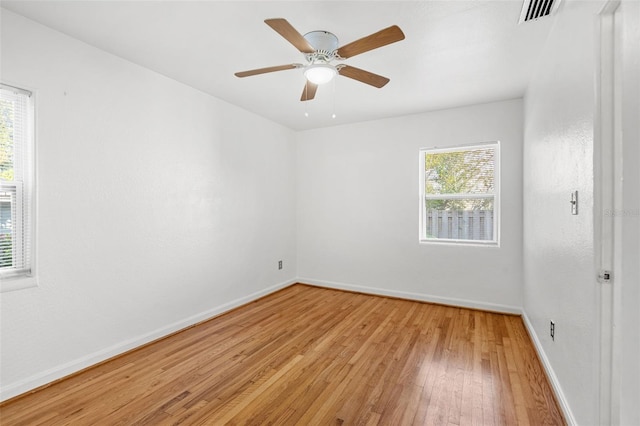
[550,320,555,341]
[278,260,283,270]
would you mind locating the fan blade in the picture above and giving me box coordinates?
[336,25,405,59]
[300,80,318,101]
[265,18,315,54]
[235,64,299,78]
[338,65,390,88]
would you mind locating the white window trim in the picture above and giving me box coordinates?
[1,83,37,292]
[418,141,500,247]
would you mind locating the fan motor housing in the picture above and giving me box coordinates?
[303,31,339,62]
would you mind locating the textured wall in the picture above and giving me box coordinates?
[0,10,297,400]
[523,1,605,424]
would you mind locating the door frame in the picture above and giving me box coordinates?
[594,1,623,424]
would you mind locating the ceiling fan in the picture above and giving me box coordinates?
[235,18,405,101]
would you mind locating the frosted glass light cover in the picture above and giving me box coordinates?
[304,64,337,85]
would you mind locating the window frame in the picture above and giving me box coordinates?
[1,83,37,292]
[418,141,500,246]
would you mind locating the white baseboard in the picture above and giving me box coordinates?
[521,312,577,426]
[297,277,522,314]
[0,278,296,402]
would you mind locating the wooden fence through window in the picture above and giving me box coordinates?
[425,209,493,241]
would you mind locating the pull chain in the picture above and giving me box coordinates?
[304,80,309,117]
[331,78,336,119]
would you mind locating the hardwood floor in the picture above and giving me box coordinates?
[0,284,565,425]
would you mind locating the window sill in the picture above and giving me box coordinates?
[419,239,500,248]
[1,275,39,293]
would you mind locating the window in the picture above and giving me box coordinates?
[1,84,35,287]
[419,142,499,245]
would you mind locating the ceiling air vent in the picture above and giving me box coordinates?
[518,0,560,23]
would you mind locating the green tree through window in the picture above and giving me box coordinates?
[0,97,14,181]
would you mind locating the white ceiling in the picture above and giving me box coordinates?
[2,1,554,131]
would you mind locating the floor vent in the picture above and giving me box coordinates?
[518,0,560,23]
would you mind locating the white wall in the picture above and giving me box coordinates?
[523,1,606,424]
[0,10,297,401]
[297,99,523,312]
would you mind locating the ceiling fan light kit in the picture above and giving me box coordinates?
[304,64,337,85]
[235,18,405,102]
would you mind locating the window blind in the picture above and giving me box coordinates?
[0,84,33,279]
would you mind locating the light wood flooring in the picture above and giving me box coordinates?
[0,284,565,425]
